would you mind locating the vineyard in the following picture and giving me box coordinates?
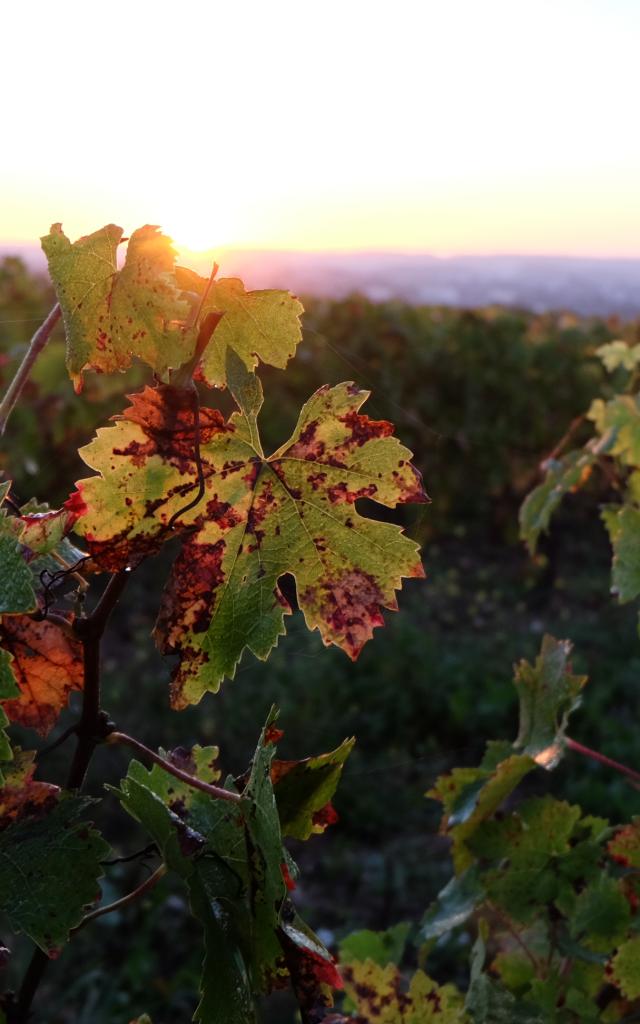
[0,233,639,1023]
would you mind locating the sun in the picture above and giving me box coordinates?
[163,206,242,256]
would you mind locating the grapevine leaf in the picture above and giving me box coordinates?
[610,936,640,1000]
[339,923,410,968]
[14,502,83,557]
[243,710,288,987]
[601,505,640,603]
[471,797,583,924]
[271,737,355,840]
[569,875,630,951]
[189,873,256,1024]
[41,224,190,391]
[0,793,109,956]
[177,268,303,386]
[589,395,640,466]
[608,818,640,868]
[465,976,544,1024]
[0,515,37,614]
[340,959,468,1022]
[71,380,427,705]
[512,635,587,769]
[428,744,535,873]
[420,867,484,941]
[596,340,640,372]
[0,749,59,829]
[280,914,344,1019]
[0,614,83,736]
[519,446,599,555]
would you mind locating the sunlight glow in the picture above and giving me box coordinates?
[2,0,640,256]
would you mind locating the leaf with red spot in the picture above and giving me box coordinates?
[176,268,304,386]
[339,958,468,1022]
[0,749,59,830]
[280,914,344,1021]
[271,737,355,840]
[0,614,83,736]
[70,374,427,706]
[42,224,190,391]
[608,819,640,868]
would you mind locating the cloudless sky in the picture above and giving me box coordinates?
[2,0,639,256]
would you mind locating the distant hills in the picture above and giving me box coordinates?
[3,244,640,318]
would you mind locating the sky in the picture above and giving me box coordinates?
[2,0,640,258]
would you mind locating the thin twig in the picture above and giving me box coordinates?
[36,722,79,761]
[72,864,167,934]
[0,305,61,436]
[566,737,640,787]
[106,731,241,804]
[31,610,77,639]
[489,902,542,974]
[101,843,158,867]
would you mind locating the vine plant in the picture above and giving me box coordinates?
[0,224,428,1023]
[2,228,640,1024]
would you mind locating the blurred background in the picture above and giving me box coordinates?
[2,1,640,1020]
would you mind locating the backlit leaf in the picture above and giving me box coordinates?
[589,395,640,466]
[71,379,427,705]
[339,923,411,968]
[177,268,303,386]
[0,515,37,614]
[42,224,190,391]
[0,614,83,736]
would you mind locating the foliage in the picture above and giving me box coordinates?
[1,233,640,1023]
[0,225,425,1023]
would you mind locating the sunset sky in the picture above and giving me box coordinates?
[3,0,639,258]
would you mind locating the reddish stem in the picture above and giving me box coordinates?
[106,731,241,804]
[566,737,640,787]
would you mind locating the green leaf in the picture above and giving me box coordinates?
[513,634,587,769]
[272,736,354,840]
[72,380,427,705]
[0,795,109,955]
[177,268,303,387]
[570,876,630,951]
[339,922,411,967]
[611,936,640,1000]
[242,711,287,988]
[465,976,544,1024]
[0,515,37,614]
[41,223,190,391]
[601,504,640,603]
[589,394,640,466]
[429,746,535,873]
[420,867,484,941]
[189,873,257,1024]
[519,447,597,554]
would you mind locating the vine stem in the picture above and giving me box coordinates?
[71,864,167,934]
[0,304,61,436]
[106,731,241,804]
[566,737,640,787]
[14,569,131,1023]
